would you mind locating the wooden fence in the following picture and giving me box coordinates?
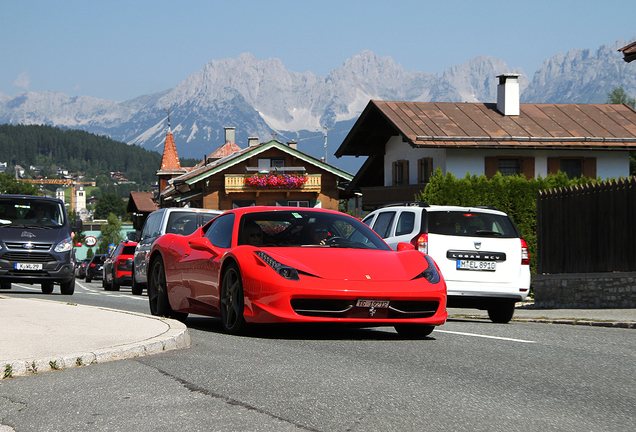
[536,177,636,274]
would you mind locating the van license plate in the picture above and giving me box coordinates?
[15,263,43,270]
[457,260,496,271]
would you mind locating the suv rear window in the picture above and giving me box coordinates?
[428,211,518,238]
[121,246,136,255]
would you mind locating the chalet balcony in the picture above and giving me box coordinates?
[359,184,428,210]
[225,174,322,194]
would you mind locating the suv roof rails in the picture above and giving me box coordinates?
[475,205,500,211]
[380,202,430,209]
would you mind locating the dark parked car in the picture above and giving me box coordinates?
[103,241,137,291]
[0,195,82,294]
[85,254,106,283]
[75,258,90,279]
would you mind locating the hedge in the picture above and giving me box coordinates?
[414,169,599,274]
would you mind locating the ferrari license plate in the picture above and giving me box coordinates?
[356,299,390,308]
[15,263,43,271]
[457,260,496,271]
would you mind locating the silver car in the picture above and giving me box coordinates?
[131,208,223,295]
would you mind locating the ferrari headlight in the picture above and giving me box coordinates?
[255,251,299,281]
[415,255,441,284]
[55,236,73,253]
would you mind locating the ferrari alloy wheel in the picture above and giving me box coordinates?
[220,264,247,335]
[60,278,75,295]
[394,324,435,339]
[148,258,187,322]
[41,283,54,294]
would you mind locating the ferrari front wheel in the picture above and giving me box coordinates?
[220,264,247,335]
[394,324,435,339]
[147,258,188,322]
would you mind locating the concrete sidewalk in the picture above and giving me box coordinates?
[0,296,190,378]
[449,301,636,328]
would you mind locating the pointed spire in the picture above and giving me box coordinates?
[160,111,181,171]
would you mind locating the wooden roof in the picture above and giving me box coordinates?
[127,191,158,213]
[619,40,636,63]
[335,100,636,158]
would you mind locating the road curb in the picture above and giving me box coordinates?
[448,314,636,329]
[1,303,191,379]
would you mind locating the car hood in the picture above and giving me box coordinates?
[257,247,430,282]
[0,225,70,245]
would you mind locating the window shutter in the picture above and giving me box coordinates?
[582,157,596,178]
[392,161,397,186]
[404,160,410,185]
[520,157,535,179]
[485,157,497,178]
[547,157,560,175]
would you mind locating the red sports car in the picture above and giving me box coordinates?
[147,206,447,337]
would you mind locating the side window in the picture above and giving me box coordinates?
[204,213,235,248]
[372,211,396,239]
[395,211,415,236]
[361,215,374,227]
[201,213,219,225]
[141,213,161,240]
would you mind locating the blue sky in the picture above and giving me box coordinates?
[2,0,635,101]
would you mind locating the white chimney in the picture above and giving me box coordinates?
[224,127,236,143]
[496,74,520,116]
[248,137,259,147]
[287,140,298,150]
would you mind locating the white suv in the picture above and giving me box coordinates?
[362,203,530,323]
[131,207,223,295]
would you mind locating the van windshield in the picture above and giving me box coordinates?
[0,198,66,228]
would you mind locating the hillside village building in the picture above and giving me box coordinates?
[156,127,354,211]
[336,74,636,210]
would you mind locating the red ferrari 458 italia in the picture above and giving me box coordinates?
[147,206,447,337]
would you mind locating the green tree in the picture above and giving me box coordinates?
[0,173,40,194]
[94,193,127,219]
[606,87,636,108]
[97,213,123,254]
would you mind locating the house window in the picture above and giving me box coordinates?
[560,159,582,179]
[547,157,596,179]
[258,158,285,170]
[485,156,535,179]
[418,158,433,184]
[392,160,409,186]
[232,200,256,208]
[498,158,521,176]
[287,201,309,207]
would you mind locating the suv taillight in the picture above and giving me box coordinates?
[521,238,529,265]
[411,233,428,254]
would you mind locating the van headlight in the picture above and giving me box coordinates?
[55,237,73,253]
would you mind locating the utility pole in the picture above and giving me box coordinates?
[323,126,333,163]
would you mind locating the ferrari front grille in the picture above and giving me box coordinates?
[291,299,439,319]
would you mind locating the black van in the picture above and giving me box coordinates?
[0,195,83,294]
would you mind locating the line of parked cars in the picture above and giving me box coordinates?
[77,201,530,333]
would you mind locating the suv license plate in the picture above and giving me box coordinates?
[457,260,496,271]
[356,299,390,308]
[15,263,43,271]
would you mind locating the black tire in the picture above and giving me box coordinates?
[487,299,516,323]
[147,258,187,322]
[85,276,91,283]
[394,324,435,339]
[60,278,75,295]
[131,276,144,295]
[220,264,247,335]
[112,279,120,291]
[41,283,54,294]
[0,283,11,290]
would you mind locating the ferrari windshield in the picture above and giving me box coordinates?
[238,210,391,250]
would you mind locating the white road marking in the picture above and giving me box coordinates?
[434,329,536,344]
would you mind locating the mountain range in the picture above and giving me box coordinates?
[1,37,635,174]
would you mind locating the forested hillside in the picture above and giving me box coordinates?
[0,124,200,195]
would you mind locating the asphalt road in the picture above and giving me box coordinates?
[1,280,635,431]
